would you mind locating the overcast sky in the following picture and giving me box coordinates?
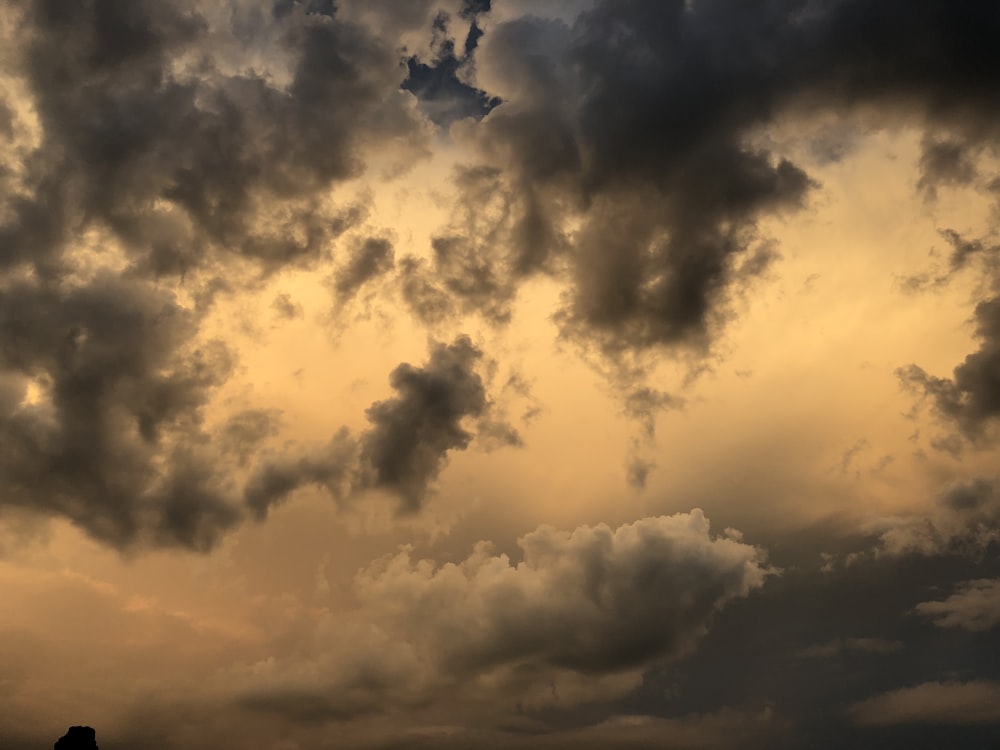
[2,1,1000,748]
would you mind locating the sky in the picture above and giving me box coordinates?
[1,0,1000,748]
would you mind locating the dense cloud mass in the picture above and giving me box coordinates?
[4,1,1000,748]
[359,509,768,676]
[238,510,769,720]
[432,0,1000,369]
[0,273,242,550]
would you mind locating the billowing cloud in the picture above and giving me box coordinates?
[426,0,1000,374]
[237,509,771,719]
[852,681,1000,726]
[0,273,242,550]
[359,509,768,677]
[915,578,1000,631]
[0,0,435,550]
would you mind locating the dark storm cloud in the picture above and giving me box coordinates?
[898,230,1000,441]
[2,0,425,277]
[0,273,241,550]
[437,0,1000,366]
[245,336,510,517]
[0,0,432,550]
[357,335,493,512]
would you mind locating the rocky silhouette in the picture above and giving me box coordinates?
[54,726,98,750]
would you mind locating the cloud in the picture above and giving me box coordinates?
[0,273,243,551]
[795,637,903,660]
[356,336,491,511]
[915,578,1000,631]
[851,680,1000,726]
[4,0,427,279]
[419,0,1000,378]
[271,293,302,320]
[245,336,513,517]
[357,509,769,678]
[236,509,771,719]
[898,229,999,293]
[873,477,1000,557]
[333,236,395,303]
[0,0,436,552]
[900,296,1000,440]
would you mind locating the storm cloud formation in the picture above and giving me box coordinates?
[0,0,428,549]
[4,0,1000,549]
[358,509,768,676]
[432,0,1000,368]
[0,273,242,551]
[4,3,1000,747]
[238,510,769,720]
[246,336,511,517]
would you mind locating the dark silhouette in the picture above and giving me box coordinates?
[54,726,98,750]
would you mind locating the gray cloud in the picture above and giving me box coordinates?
[4,0,425,278]
[851,680,1000,726]
[0,273,242,551]
[357,509,769,678]
[246,336,512,517]
[0,0,433,550]
[915,578,1000,632]
[271,292,302,320]
[427,0,1000,372]
[357,336,491,511]
[236,509,771,722]
[333,236,395,303]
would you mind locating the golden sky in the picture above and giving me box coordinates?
[2,2,1000,749]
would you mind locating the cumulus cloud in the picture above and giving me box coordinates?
[915,578,1000,631]
[0,0,434,551]
[245,336,514,517]
[851,680,1000,726]
[236,509,771,719]
[3,0,427,278]
[0,273,243,551]
[422,0,1000,374]
[358,509,768,676]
